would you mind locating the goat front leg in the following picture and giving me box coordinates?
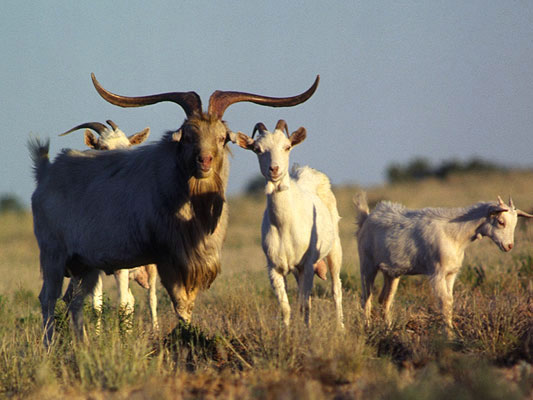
[92,272,104,334]
[430,272,454,337]
[445,271,458,331]
[67,269,100,342]
[378,274,400,327]
[146,264,159,331]
[269,266,291,327]
[115,269,134,331]
[157,262,198,324]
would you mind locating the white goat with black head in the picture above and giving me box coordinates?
[60,120,158,332]
[354,192,533,335]
[30,73,319,347]
[236,120,343,328]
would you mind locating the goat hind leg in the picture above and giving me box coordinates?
[297,263,314,327]
[39,255,66,348]
[359,255,377,323]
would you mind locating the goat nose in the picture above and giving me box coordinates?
[270,166,279,174]
[508,243,513,250]
[198,154,213,166]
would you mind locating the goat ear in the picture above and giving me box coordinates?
[235,132,255,150]
[517,209,533,218]
[171,130,182,142]
[226,131,237,144]
[289,127,306,147]
[128,127,150,146]
[84,129,98,149]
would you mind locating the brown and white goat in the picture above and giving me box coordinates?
[30,73,319,347]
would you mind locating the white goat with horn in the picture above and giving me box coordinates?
[236,120,344,328]
[60,119,150,150]
[353,192,533,335]
[60,120,158,332]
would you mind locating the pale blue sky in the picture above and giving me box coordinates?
[2,1,533,205]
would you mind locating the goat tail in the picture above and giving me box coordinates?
[353,191,370,231]
[28,137,50,183]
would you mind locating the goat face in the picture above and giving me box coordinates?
[88,127,150,150]
[175,115,230,180]
[236,120,306,183]
[481,196,533,252]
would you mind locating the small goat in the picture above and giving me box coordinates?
[236,120,343,328]
[354,192,533,334]
[30,73,319,347]
[60,120,158,331]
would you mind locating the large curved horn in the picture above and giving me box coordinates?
[252,122,267,139]
[91,73,203,118]
[208,75,320,119]
[275,119,289,138]
[59,122,108,137]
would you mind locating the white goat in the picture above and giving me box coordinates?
[353,192,533,334]
[60,120,158,331]
[236,120,344,328]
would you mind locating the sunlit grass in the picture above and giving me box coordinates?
[1,171,533,398]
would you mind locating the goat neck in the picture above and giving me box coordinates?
[445,202,512,250]
[265,175,295,226]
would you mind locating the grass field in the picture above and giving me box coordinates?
[1,170,532,399]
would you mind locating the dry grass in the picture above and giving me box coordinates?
[1,171,533,398]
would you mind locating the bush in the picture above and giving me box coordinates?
[0,194,25,214]
[244,175,265,197]
[387,157,507,184]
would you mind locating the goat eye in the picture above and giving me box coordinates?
[498,219,505,227]
[284,145,291,152]
[254,146,263,154]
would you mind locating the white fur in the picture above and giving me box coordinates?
[237,122,344,328]
[354,192,532,334]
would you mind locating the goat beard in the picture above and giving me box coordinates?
[188,172,225,234]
